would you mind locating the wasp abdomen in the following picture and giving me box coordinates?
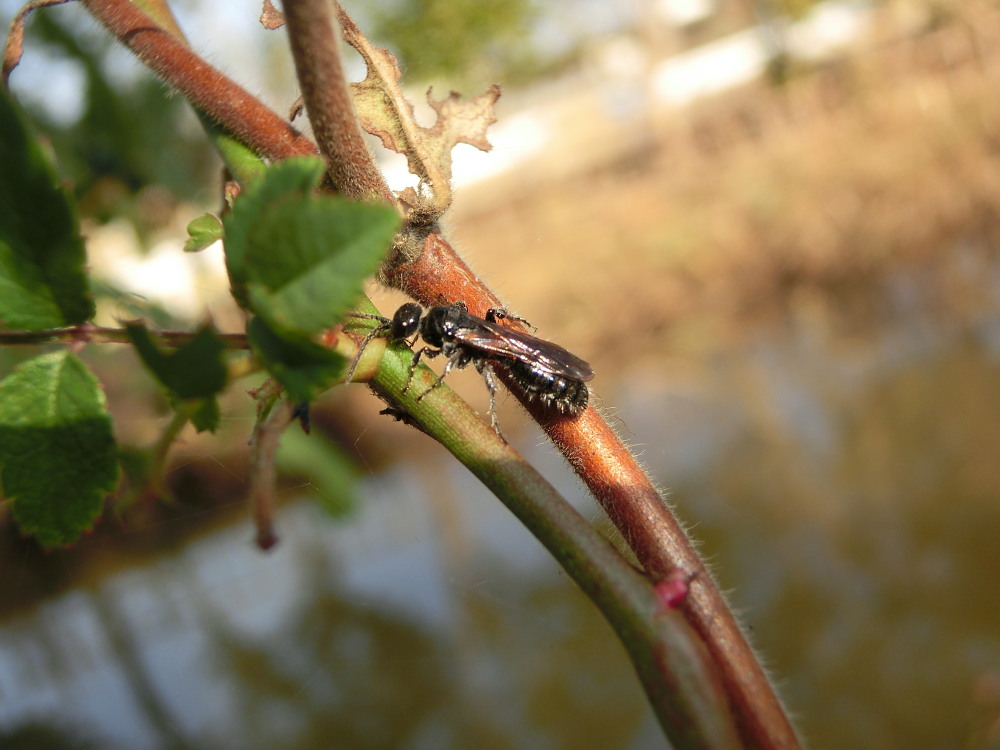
[506,360,590,414]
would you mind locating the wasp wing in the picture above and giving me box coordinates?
[451,316,594,381]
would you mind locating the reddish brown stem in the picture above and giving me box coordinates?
[388,230,801,750]
[281,0,393,202]
[0,324,248,349]
[247,398,294,551]
[64,2,798,745]
[80,0,317,163]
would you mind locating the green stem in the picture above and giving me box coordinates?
[346,300,740,750]
[150,406,192,472]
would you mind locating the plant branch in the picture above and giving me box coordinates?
[79,0,318,164]
[247,397,295,551]
[281,0,393,203]
[0,324,249,349]
[3,0,74,85]
[59,3,799,744]
[387,230,800,748]
[345,300,741,749]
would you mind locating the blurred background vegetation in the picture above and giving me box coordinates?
[2,0,1000,748]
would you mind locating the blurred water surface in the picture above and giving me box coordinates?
[2,247,999,749]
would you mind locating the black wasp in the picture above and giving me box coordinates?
[345,301,594,437]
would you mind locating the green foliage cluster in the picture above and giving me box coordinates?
[0,87,92,330]
[0,90,399,547]
[21,11,218,216]
[370,0,541,87]
[228,158,398,401]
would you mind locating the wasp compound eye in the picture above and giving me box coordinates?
[390,303,423,339]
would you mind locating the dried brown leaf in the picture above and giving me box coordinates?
[337,5,500,214]
[422,85,500,188]
[3,0,73,86]
[259,0,284,30]
[350,48,411,158]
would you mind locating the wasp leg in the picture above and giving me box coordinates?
[344,322,390,383]
[485,307,536,332]
[478,361,507,443]
[404,346,441,394]
[415,349,466,401]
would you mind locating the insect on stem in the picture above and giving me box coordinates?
[343,302,594,438]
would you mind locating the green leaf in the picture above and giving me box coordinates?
[0,351,118,547]
[247,317,346,403]
[0,88,94,330]
[125,322,228,434]
[244,197,399,334]
[223,157,327,308]
[224,157,399,331]
[190,397,221,433]
[183,213,223,253]
[276,429,358,517]
[125,323,228,399]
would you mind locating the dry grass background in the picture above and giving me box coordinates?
[451,6,1000,373]
[437,11,1000,745]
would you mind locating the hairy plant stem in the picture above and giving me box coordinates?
[351,299,740,750]
[282,0,393,203]
[0,324,248,349]
[43,1,800,745]
[247,398,294,551]
[80,0,318,163]
[387,230,801,748]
